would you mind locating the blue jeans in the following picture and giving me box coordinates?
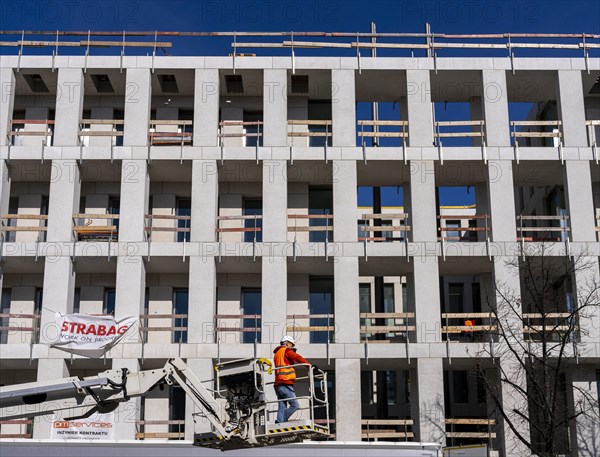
[275,384,299,423]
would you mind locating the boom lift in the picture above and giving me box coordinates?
[0,358,330,451]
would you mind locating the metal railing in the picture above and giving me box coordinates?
[522,312,577,339]
[358,213,410,242]
[357,120,408,161]
[144,214,190,242]
[441,312,497,340]
[362,419,414,441]
[72,213,119,241]
[7,119,54,146]
[288,120,332,150]
[148,120,193,146]
[216,214,262,261]
[0,313,41,344]
[445,418,496,440]
[288,214,333,260]
[135,419,185,440]
[434,120,486,163]
[78,119,124,141]
[360,312,415,342]
[139,313,188,344]
[214,313,261,344]
[516,214,570,242]
[511,120,564,162]
[0,214,48,243]
[437,215,491,242]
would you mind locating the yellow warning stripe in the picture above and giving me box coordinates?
[195,435,224,442]
[268,425,328,434]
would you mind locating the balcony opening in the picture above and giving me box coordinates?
[355,70,407,148]
[514,162,569,242]
[219,70,263,148]
[507,70,561,148]
[287,70,332,147]
[241,288,261,344]
[308,277,334,344]
[361,368,413,442]
[150,70,195,146]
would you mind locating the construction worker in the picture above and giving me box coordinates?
[464,319,475,341]
[273,335,313,423]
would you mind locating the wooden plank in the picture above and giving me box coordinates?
[73,213,119,219]
[0,314,39,319]
[439,227,490,232]
[522,326,573,332]
[0,434,32,439]
[436,132,483,138]
[288,214,332,219]
[360,213,408,220]
[288,131,331,137]
[288,120,332,126]
[442,325,497,333]
[512,132,560,138]
[80,119,125,125]
[517,215,568,220]
[436,120,485,126]
[360,226,410,232]
[361,326,416,333]
[218,215,263,221]
[146,214,191,221]
[216,327,261,332]
[79,131,124,137]
[362,419,413,425]
[136,420,185,425]
[358,131,408,138]
[141,314,187,319]
[216,227,262,233]
[135,432,184,439]
[516,227,569,232]
[361,313,415,318]
[2,214,48,220]
[0,226,47,232]
[8,131,50,137]
[11,119,55,125]
[216,314,262,319]
[358,120,408,126]
[287,314,333,319]
[285,326,335,332]
[445,418,496,425]
[149,120,193,126]
[438,215,489,220]
[522,313,572,318]
[362,432,415,438]
[446,432,496,439]
[287,226,332,232]
[442,313,494,319]
[511,120,561,126]
[74,226,117,231]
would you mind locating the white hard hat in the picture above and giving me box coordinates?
[280,335,296,346]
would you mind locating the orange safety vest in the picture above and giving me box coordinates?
[274,347,296,385]
[464,319,475,331]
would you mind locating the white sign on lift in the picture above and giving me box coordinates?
[444,444,489,457]
[50,412,115,441]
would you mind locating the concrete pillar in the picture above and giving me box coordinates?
[481,70,511,147]
[488,161,517,242]
[113,358,141,440]
[194,69,219,146]
[185,359,215,440]
[53,68,84,146]
[191,160,218,242]
[0,160,10,223]
[333,160,357,242]
[1,67,15,146]
[334,257,360,344]
[415,358,445,445]
[124,69,151,146]
[188,257,217,344]
[33,359,69,438]
[469,96,483,147]
[46,160,80,242]
[334,359,361,440]
[262,258,287,344]
[564,161,596,241]
[406,70,434,147]
[118,160,149,242]
[557,71,588,147]
[262,160,287,241]
[263,69,287,147]
[408,160,437,242]
[413,258,441,343]
[331,70,355,146]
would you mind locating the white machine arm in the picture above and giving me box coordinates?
[0,358,230,438]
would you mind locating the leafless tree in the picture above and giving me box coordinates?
[472,244,600,457]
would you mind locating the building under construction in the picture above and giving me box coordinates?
[0,29,599,457]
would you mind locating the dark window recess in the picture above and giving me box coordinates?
[241,289,262,344]
[158,74,179,93]
[225,74,244,94]
[243,199,262,243]
[23,74,49,93]
[291,75,309,94]
[173,289,189,344]
[90,74,115,93]
[103,289,116,315]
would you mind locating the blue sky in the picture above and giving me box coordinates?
[2,0,598,206]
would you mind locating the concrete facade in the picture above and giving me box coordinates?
[0,53,599,457]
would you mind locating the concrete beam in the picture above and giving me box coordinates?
[1,67,15,146]
[557,70,588,147]
[118,160,149,242]
[194,69,219,146]
[262,160,287,242]
[263,69,287,147]
[332,70,355,147]
[482,70,511,147]
[488,161,517,242]
[564,160,596,241]
[333,160,357,242]
[334,358,361,441]
[188,256,217,344]
[334,257,360,344]
[412,258,441,344]
[124,69,152,146]
[408,160,437,242]
[53,69,84,146]
[262,257,287,344]
[191,160,218,242]
[406,70,434,147]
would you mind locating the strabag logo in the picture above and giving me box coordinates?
[53,421,113,429]
[60,321,129,336]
